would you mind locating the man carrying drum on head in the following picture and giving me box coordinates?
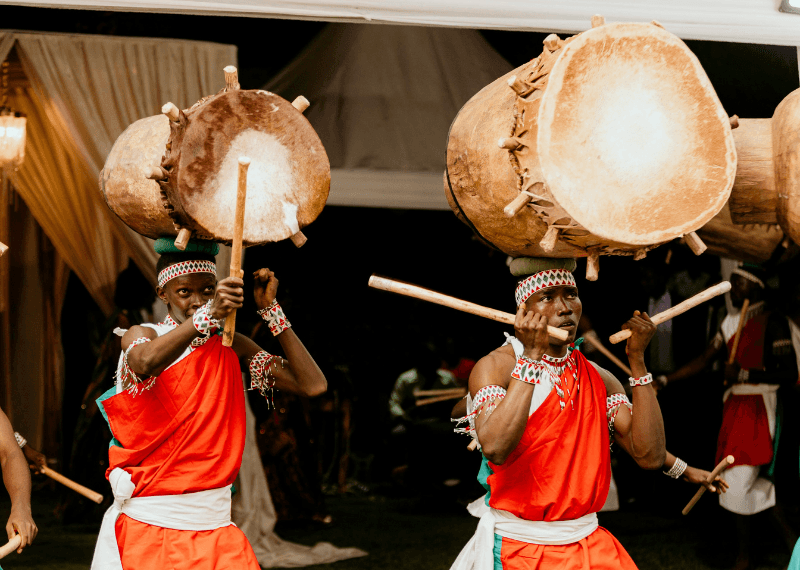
[90,238,327,570]
[451,257,725,570]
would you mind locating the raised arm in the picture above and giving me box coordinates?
[473,305,550,465]
[0,409,36,553]
[234,269,326,398]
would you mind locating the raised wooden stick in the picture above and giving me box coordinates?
[583,331,632,376]
[727,299,750,365]
[682,455,734,515]
[222,156,250,347]
[609,281,731,344]
[368,275,569,341]
[416,393,466,407]
[414,388,467,398]
[0,534,21,558]
[41,466,103,504]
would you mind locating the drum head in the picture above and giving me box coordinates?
[537,23,736,245]
[176,90,330,245]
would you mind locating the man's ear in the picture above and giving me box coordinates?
[156,286,168,305]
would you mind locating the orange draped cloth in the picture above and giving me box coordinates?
[101,335,259,570]
[486,350,637,569]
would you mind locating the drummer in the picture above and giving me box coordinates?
[0,408,37,554]
[91,238,327,570]
[450,257,723,570]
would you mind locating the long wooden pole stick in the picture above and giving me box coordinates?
[40,466,103,504]
[727,299,750,365]
[583,331,632,376]
[416,393,466,407]
[609,282,731,344]
[414,388,467,398]
[223,157,250,347]
[682,455,734,515]
[368,275,569,341]
[0,535,21,558]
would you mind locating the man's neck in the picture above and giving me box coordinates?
[545,344,569,359]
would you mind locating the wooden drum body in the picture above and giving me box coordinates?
[101,86,330,247]
[445,21,737,274]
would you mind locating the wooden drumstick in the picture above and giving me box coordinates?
[727,299,750,365]
[467,440,478,451]
[368,275,569,341]
[609,281,731,344]
[414,388,467,398]
[0,534,21,559]
[682,455,734,515]
[0,241,8,257]
[40,466,103,504]
[416,393,466,407]
[583,331,632,377]
[222,156,250,347]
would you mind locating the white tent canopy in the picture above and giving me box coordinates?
[264,24,512,209]
[3,0,800,46]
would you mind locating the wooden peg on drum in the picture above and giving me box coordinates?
[586,251,600,282]
[684,231,707,256]
[162,102,180,123]
[292,96,310,113]
[591,15,605,28]
[224,65,240,91]
[222,156,250,348]
[504,192,532,217]
[540,226,560,253]
[146,165,168,181]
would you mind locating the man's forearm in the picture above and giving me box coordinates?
[277,329,326,396]
[628,355,666,469]
[128,320,201,377]
[1,448,31,513]
[477,380,534,465]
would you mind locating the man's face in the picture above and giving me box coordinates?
[729,274,759,307]
[156,273,217,323]
[523,284,582,345]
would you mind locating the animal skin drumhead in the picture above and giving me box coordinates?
[175,90,330,245]
[537,23,737,246]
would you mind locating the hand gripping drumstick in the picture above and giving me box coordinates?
[368,275,569,341]
[727,299,750,365]
[40,466,103,504]
[608,282,731,345]
[682,455,734,515]
[0,534,21,559]
[223,157,250,347]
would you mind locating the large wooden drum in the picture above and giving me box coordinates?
[445,20,737,275]
[101,75,330,247]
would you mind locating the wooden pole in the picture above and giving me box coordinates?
[0,534,21,559]
[222,156,250,347]
[40,466,103,504]
[414,388,467,398]
[416,393,466,407]
[682,455,734,515]
[583,331,632,377]
[727,299,750,365]
[368,275,569,341]
[609,281,731,344]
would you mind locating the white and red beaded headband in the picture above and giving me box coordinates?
[157,260,217,288]
[515,268,577,306]
[731,267,765,289]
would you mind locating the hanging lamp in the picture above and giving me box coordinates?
[0,59,26,170]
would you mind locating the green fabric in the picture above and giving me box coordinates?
[790,538,800,570]
[509,257,577,277]
[478,454,493,506]
[153,237,220,256]
[96,387,123,449]
[573,337,584,352]
[493,533,503,570]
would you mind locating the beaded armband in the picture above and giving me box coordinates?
[607,393,632,445]
[119,337,157,395]
[511,356,546,385]
[453,384,507,438]
[192,301,221,337]
[257,300,291,336]
[664,457,688,479]
[14,432,26,448]
[629,373,653,387]
[249,350,282,407]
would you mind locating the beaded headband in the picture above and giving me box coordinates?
[731,267,765,289]
[157,260,217,288]
[515,268,577,306]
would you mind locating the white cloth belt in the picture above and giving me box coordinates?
[450,495,598,570]
[91,468,234,570]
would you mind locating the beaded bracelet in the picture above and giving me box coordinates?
[193,300,221,336]
[664,457,688,479]
[249,349,280,406]
[14,432,26,448]
[629,372,653,387]
[510,356,546,385]
[257,300,291,336]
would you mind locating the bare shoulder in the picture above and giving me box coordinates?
[121,325,158,349]
[468,344,516,396]
[589,360,626,396]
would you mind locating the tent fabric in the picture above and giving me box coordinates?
[3,0,800,46]
[264,24,512,210]
[0,31,237,313]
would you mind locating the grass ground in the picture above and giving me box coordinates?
[0,490,792,569]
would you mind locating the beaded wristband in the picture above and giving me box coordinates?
[193,300,221,337]
[120,337,156,395]
[629,372,653,387]
[257,300,291,336]
[664,457,688,479]
[249,350,279,405]
[511,356,545,385]
[14,432,26,448]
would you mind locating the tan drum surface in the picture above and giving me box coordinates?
[446,22,737,258]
